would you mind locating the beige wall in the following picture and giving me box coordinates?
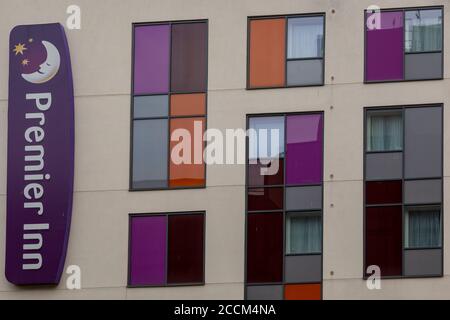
[0,0,449,299]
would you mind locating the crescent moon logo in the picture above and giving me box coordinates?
[21,41,61,84]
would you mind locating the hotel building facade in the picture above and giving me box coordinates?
[0,0,449,299]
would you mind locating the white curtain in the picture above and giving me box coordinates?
[288,17,324,59]
[406,208,441,248]
[367,113,402,151]
[405,10,442,52]
[287,213,322,254]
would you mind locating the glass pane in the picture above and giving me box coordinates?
[248,158,284,186]
[247,187,283,211]
[167,214,204,284]
[405,206,441,249]
[286,114,323,185]
[249,18,286,88]
[247,213,283,283]
[129,216,167,286]
[248,116,284,186]
[286,186,322,211]
[284,284,321,300]
[132,119,168,189]
[365,152,403,180]
[287,16,324,59]
[171,23,207,93]
[287,59,323,86]
[366,110,403,152]
[405,52,442,80]
[134,25,170,94]
[365,206,402,277]
[170,93,206,116]
[366,11,404,81]
[286,212,322,254]
[405,9,442,53]
[246,285,283,300]
[249,116,285,160]
[133,95,168,118]
[366,180,402,205]
[404,106,442,179]
[169,117,205,188]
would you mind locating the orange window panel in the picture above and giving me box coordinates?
[249,18,286,88]
[284,284,321,300]
[169,117,205,188]
[171,93,206,116]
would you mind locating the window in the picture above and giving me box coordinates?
[246,112,323,300]
[365,7,443,82]
[128,212,205,286]
[405,206,441,249]
[131,21,207,190]
[286,212,322,254]
[248,14,325,89]
[366,110,402,152]
[405,9,443,53]
[364,105,443,278]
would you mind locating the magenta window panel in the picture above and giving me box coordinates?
[366,11,404,82]
[286,114,323,185]
[129,216,167,286]
[134,25,170,94]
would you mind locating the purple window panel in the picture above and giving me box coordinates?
[366,11,404,82]
[129,216,167,286]
[134,25,170,94]
[286,114,323,185]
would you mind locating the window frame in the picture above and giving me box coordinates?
[366,109,404,153]
[130,19,208,191]
[404,205,442,250]
[285,211,323,255]
[246,13,326,90]
[404,9,443,54]
[245,111,324,300]
[364,5,444,84]
[363,104,444,280]
[127,211,206,288]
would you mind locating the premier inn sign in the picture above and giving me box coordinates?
[6,23,75,285]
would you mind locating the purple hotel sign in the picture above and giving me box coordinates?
[6,23,74,285]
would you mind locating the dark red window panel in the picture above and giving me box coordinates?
[167,214,204,284]
[170,23,207,93]
[248,158,284,186]
[247,187,283,211]
[366,180,402,205]
[247,213,283,283]
[366,206,402,277]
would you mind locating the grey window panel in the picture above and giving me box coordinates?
[133,95,168,119]
[246,285,283,300]
[285,255,322,284]
[404,107,442,179]
[365,152,402,180]
[286,186,322,211]
[404,249,442,277]
[404,179,442,205]
[405,53,442,80]
[287,59,323,86]
[132,119,168,189]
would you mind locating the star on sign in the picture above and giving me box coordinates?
[22,59,30,66]
[13,43,27,55]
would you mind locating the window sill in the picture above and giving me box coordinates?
[129,185,206,192]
